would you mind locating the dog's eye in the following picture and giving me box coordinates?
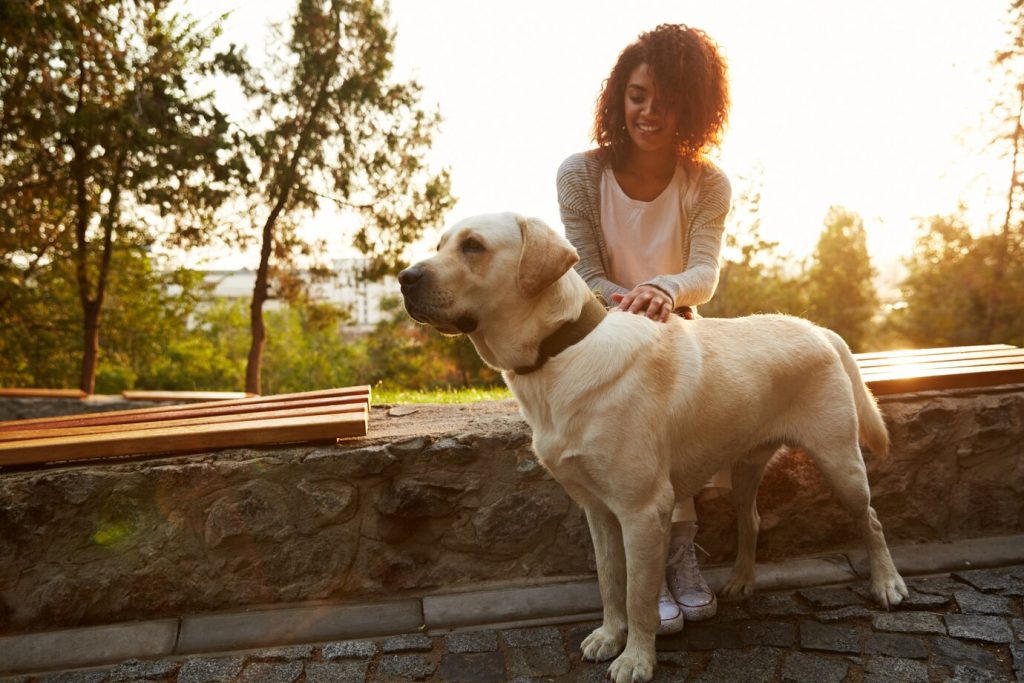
[461,238,485,254]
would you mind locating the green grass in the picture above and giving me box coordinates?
[371,383,511,405]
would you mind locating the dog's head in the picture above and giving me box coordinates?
[398,212,579,336]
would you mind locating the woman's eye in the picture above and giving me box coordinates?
[462,238,484,254]
[630,96,644,105]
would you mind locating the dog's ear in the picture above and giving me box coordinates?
[516,216,579,298]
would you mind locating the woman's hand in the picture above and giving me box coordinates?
[611,284,674,322]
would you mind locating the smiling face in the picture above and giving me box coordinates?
[624,63,679,155]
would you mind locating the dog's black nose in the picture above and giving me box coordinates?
[393,266,421,290]
[398,265,424,288]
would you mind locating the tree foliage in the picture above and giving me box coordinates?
[701,177,807,318]
[0,0,247,392]
[234,0,455,393]
[887,213,1024,347]
[801,207,878,352]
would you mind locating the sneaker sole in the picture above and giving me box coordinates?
[657,611,685,635]
[679,599,717,621]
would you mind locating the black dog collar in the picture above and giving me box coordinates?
[513,296,607,376]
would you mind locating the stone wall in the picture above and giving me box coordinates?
[1,388,1022,634]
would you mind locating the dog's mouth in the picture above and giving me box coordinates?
[403,302,477,336]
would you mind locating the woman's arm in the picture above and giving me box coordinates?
[556,155,629,304]
[642,166,731,308]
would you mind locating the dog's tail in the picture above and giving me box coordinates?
[825,330,890,457]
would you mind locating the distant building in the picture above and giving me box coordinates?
[201,259,400,328]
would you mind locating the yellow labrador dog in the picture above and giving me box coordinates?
[399,212,907,683]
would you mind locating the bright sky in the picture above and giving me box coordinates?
[181,0,1013,279]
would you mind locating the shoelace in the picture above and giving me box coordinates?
[669,541,711,588]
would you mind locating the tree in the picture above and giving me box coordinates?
[983,0,1024,342]
[234,0,454,394]
[700,176,807,319]
[0,0,247,392]
[802,207,878,352]
[890,213,1024,348]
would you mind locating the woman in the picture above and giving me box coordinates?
[556,24,732,634]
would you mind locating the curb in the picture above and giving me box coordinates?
[2,533,1022,676]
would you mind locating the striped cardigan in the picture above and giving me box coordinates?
[556,150,732,309]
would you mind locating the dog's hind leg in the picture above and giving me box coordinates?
[720,444,776,600]
[804,437,908,609]
[580,502,628,663]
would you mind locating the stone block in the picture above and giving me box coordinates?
[304,661,368,683]
[798,621,861,654]
[422,580,600,629]
[953,589,1016,615]
[863,632,928,659]
[871,611,945,635]
[943,614,1014,643]
[440,652,505,683]
[444,629,497,653]
[0,619,177,675]
[506,645,570,677]
[237,661,303,683]
[381,634,433,653]
[176,600,422,653]
[177,656,246,683]
[321,640,378,660]
[780,651,848,683]
[696,646,780,683]
[862,656,927,683]
[376,654,437,679]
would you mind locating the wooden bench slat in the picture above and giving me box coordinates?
[121,390,254,402]
[0,408,368,467]
[0,404,366,442]
[860,355,1024,376]
[0,385,370,430]
[0,393,370,435]
[853,344,1015,361]
[856,348,1024,369]
[0,388,88,399]
[865,363,1024,395]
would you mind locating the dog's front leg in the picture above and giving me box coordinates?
[579,502,628,662]
[607,498,672,683]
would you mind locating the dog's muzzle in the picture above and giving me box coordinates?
[398,265,478,334]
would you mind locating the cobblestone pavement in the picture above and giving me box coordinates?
[6,565,1024,683]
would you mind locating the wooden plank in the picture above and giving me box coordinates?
[856,348,1024,369]
[0,386,370,431]
[0,404,366,442]
[0,408,368,467]
[860,355,1024,377]
[121,390,254,402]
[0,393,369,435]
[0,388,88,399]
[853,344,1015,361]
[865,363,1024,395]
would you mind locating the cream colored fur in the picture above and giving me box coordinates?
[399,213,908,683]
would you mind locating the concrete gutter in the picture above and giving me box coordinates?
[2,533,1022,676]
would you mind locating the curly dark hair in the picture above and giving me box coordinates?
[592,24,730,166]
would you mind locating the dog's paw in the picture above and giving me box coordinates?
[608,646,655,683]
[719,572,756,601]
[872,573,909,609]
[580,626,626,662]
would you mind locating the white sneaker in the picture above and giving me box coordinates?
[656,579,684,635]
[667,522,718,621]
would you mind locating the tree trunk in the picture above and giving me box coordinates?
[80,300,101,394]
[243,72,334,394]
[245,219,274,394]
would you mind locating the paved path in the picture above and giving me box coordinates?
[5,564,1023,683]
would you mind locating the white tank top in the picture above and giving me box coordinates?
[600,164,686,289]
